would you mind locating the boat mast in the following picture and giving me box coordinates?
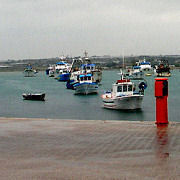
[84,50,88,58]
[123,53,125,70]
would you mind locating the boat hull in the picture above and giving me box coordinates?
[102,95,143,110]
[66,80,77,89]
[145,73,152,76]
[74,83,98,95]
[57,73,70,82]
[156,72,171,77]
[24,70,35,77]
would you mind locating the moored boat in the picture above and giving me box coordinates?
[22,93,45,101]
[66,57,83,89]
[154,59,171,77]
[128,58,153,78]
[55,61,71,74]
[81,55,102,83]
[23,64,36,77]
[139,59,153,76]
[101,75,147,110]
[73,74,98,95]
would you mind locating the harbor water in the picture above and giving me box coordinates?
[0,70,179,121]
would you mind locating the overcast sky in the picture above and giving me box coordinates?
[1,0,180,60]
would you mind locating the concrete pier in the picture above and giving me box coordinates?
[0,117,179,179]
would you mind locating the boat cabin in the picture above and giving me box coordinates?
[81,64,96,73]
[112,80,134,97]
[77,74,93,83]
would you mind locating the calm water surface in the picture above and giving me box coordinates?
[0,70,179,121]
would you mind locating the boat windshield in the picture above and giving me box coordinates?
[117,84,132,92]
[80,76,91,81]
[128,85,132,91]
[123,85,127,92]
[117,86,122,92]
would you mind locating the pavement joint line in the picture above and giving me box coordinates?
[0,117,180,126]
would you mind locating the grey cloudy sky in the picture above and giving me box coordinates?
[1,0,180,60]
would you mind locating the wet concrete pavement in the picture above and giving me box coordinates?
[0,117,179,180]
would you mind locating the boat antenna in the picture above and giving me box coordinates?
[121,52,125,80]
[84,50,88,58]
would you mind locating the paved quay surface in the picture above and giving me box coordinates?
[0,117,179,180]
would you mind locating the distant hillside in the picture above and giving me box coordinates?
[0,55,180,72]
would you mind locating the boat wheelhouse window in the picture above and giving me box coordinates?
[123,85,127,92]
[84,76,88,81]
[80,77,83,81]
[128,85,132,91]
[88,76,91,80]
[117,86,122,92]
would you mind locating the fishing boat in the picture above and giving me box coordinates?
[81,63,102,83]
[81,55,102,83]
[46,61,71,79]
[55,63,71,81]
[131,65,144,78]
[101,74,147,110]
[46,65,55,77]
[128,58,153,78]
[139,58,153,76]
[66,53,102,89]
[154,59,171,77]
[66,70,81,89]
[66,57,83,89]
[55,61,71,74]
[49,69,55,77]
[23,64,36,77]
[73,73,98,95]
[22,93,45,101]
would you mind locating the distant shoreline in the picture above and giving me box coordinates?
[0,67,179,73]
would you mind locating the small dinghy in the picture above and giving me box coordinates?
[22,93,45,101]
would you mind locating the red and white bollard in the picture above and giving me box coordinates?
[155,78,168,125]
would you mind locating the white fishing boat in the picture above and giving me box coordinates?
[139,58,153,76]
[45,64,55,77]
[128,58,153,77]
[55,61,71,74]
[101,74,147,110]
[73,73,98,95]
[132,65,144,78]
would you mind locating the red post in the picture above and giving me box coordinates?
[155,78,168,125]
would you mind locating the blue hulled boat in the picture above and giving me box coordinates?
[57,72,70,82]
[73,74,98,95]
